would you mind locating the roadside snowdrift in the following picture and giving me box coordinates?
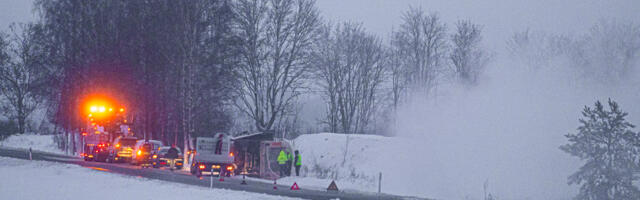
[0,157,299,200]
[289,133,418,196]
[0,134,63,155]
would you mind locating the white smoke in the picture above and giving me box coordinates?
[393,26,640,199]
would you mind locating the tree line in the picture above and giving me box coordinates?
[0,1,490,143]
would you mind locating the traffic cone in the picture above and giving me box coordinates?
[273,180,278,190]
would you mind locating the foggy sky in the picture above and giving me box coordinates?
[316,0,640,51]
[0,0,35,32]
[3,0,639,51]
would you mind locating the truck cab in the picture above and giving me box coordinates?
[108,136,138,163]
[190,133,235,177]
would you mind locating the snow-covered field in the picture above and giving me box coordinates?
[0,157,300,200]
[0,134,64,155]
[287,133,417,197]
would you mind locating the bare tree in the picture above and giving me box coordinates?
[391,7,448,99]
[570,20,640,83]
[450,20,489,86]
[312,22,386,134]
[508,20,640,84]
[0,24,48,134]
[234,0,320,132]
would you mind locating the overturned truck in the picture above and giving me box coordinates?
[232,131,293,180]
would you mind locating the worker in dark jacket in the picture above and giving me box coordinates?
[166,145,180,170]
[286,150,293,176]
[215,134,224,154]
[294,150,301,176]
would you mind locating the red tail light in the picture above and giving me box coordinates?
[199,164,205,170]
[226,166,233,171]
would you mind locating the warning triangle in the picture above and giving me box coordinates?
[327,180,339,191]
[290,182,300,190]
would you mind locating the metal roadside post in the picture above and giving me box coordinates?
[378,172,382,194]
[210,167,214,189]
[29,147,32,160]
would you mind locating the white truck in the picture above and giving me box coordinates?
[189,133,235,177]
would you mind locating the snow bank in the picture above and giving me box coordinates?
[289,133,418,196]
[0,157,300,200]
[0,134,63,155]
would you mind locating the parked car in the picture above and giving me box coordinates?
[152,146,184,170]
[131,140,163,165]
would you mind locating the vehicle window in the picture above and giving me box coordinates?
[158,149,168,154]
[141,144,151,151]
[120,139,136,146]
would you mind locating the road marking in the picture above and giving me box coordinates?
[88,166,110,172]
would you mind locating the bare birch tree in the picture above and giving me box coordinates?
[312,22,385,134]
[234,0,320,132]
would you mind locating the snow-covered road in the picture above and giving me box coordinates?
[0,157,302,200]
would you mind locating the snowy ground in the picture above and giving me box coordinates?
[0,157,301,200]
[0,134,64,155]
[285,133,417,197]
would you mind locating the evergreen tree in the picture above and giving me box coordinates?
[561,99,640,200]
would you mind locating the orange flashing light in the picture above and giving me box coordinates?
[137,150,142,156]
[226,166,233,171]
[229,152,234,157]
[115,143,120,148]
[152,155,157,159]
[199,164,205,170]
[119,108,125,112]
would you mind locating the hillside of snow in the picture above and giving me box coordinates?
[0,134,63,155]
[288,133,417,197]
